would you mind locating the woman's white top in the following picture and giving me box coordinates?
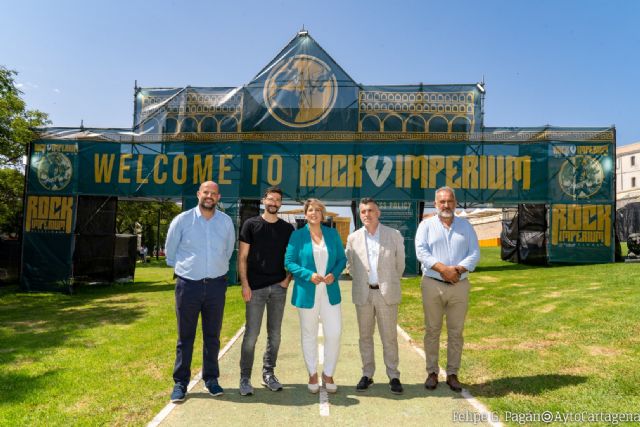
[312,238,328,282]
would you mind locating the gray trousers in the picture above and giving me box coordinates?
[421,276,470,376]
[239,283,287,378]
[355,289,400,380]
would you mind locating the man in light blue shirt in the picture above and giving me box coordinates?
[165,181,235,403]
[415,186,480,393]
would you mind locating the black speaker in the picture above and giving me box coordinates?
[75,196,117,235]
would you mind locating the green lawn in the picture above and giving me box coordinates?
[3,251,639,425]
[399,247,640,422]
[0,259,245,426]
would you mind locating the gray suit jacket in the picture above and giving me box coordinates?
[346,223,405,306]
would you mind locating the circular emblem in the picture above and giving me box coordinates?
[558,155,604,199]
[37,152,73,191]
[264,54,338,128]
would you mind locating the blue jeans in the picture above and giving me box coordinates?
[173,275,227,386]
[239,283,287,378]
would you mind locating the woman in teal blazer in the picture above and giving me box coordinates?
[285,199,347,393]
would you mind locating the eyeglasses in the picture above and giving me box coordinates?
[264,196,282,203]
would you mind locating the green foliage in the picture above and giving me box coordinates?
[0,66,49,236]
[0,169,24,237]
[0,66,49,168]
[116,200,181,250]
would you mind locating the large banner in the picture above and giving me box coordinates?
[22,143,78,290]
[28,139,614,205]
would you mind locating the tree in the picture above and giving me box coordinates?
[116,200,181,252]
[0,66,49,168]
[0,66,49,237]
[0,168,24,238]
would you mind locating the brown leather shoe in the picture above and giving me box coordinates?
[424,372,438,390]
[446,374,462,392]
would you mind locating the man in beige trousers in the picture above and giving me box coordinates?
[415,186,480,393]
[346,198,405,394]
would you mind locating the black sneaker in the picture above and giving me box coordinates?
[205,379,224,396]
[170,383,186,403]
[356,376,373,392]
[389,378,403,394]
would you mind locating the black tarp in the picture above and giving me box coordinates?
[616,202,640,242]
[501,204,548,265]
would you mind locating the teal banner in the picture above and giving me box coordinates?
[29,139,614,206]
[377,201,420,275]
[548,203,614,263]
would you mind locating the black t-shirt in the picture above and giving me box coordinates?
[239,215,294,290]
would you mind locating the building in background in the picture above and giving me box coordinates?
[278,208,351,245]
[617,141,640,208]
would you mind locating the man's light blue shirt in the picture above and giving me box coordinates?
[165,206,235,280]
[415,215,480,281]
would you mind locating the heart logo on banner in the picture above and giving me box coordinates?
[365,156,393,187]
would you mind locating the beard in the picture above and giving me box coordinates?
[437,207,454,219]
[265,204,279,214]
[199,199,216,211]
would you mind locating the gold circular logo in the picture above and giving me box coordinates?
[264,54,338,128]
[37,152,73,191]
[558,155,604,199]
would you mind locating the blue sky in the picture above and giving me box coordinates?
[2,0,639,145]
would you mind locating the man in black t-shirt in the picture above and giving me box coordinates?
[238,187,294,396]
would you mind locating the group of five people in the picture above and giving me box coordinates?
[165,181,479,403]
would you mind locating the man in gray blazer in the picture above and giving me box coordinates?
[345,198,405,394]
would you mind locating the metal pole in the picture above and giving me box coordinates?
[18,139,32,287]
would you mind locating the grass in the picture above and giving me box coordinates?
[0,258,245,426]
[399,247,640,422]
[3,250,639,425]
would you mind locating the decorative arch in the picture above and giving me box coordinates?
[427,115,448,133]
[163,117,178,134]
[200,116,218,133]
[179,117,198,133]
[451,116,472,133]
[360,114,381,132]
[382,114,403,132]
[405,115,426,132]
[219,116,239,132]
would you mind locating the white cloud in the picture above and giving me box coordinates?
[53,88,61,93]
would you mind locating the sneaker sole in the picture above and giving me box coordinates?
[239,391,253,396]
[261,381,283,392]
[170,397,185,403]
[356,380,373,392]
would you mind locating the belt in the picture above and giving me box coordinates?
[368,283,380,289]
[427,276,448,284]
[178,275,225,284]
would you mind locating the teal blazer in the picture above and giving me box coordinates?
[285,224,347,308]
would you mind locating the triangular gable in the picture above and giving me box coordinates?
[249,31,358,86]
[242,31,359,132]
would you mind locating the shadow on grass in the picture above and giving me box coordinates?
[468,374,588,397]
[0,369,61,404]
[0,284,152,367]
[72,281,175,294]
